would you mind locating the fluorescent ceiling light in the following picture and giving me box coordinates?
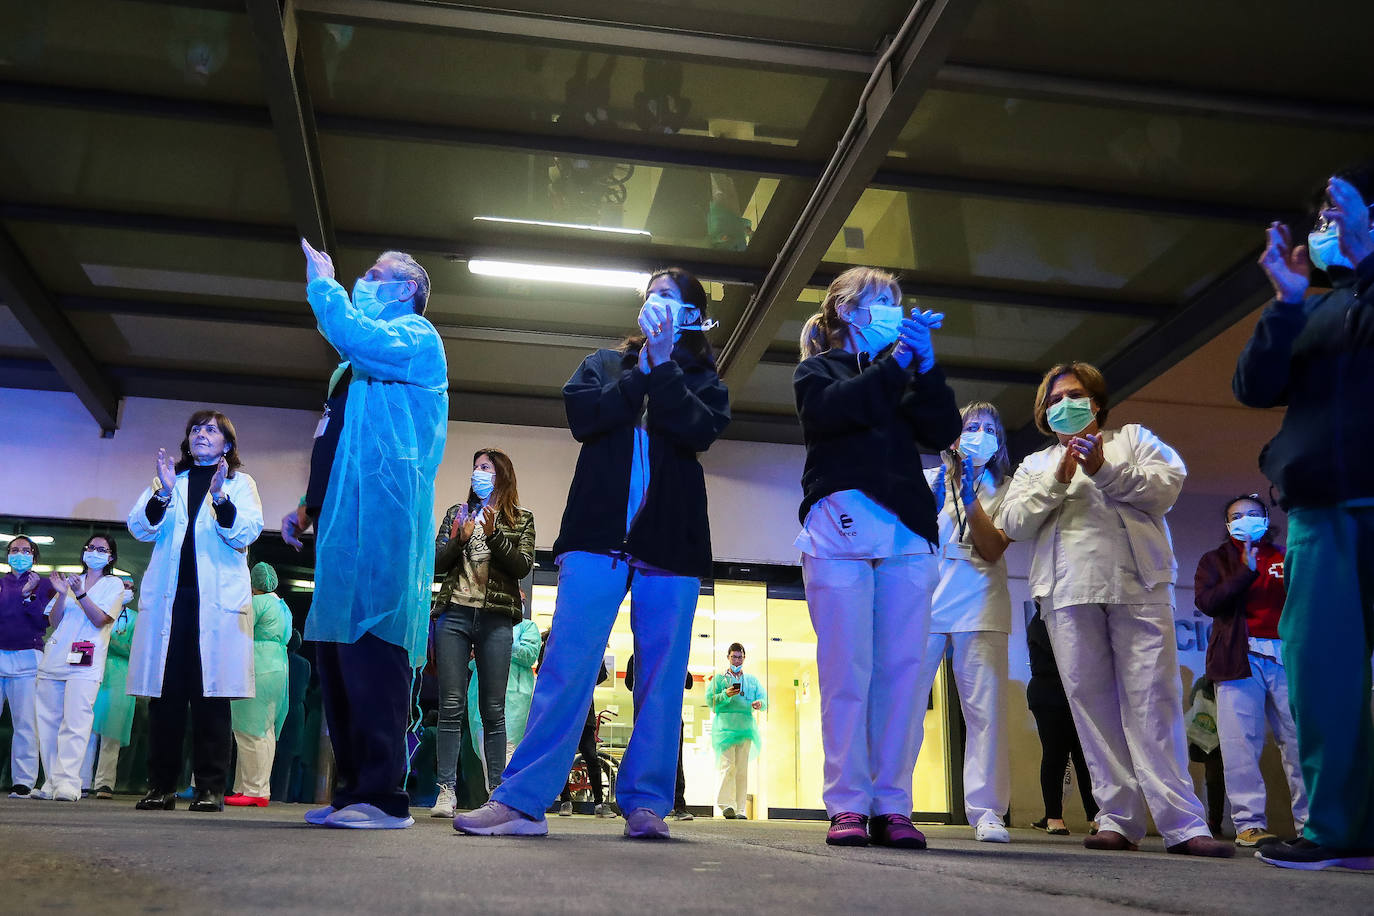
[0,533,54,544]
[473,216,650,238]
[468,259,649,290]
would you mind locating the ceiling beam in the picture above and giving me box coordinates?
[1005,247,1273,460]
[245,0,335,253]
[717,0,980,389]
[934,63,1374,132]
[291,0,875,74]
[0,228,120,434]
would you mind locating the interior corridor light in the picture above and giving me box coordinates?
[468,259,650,290]
[0,533,55,544]
[473,216,650,238]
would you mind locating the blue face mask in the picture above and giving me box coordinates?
[959,429,999,465]
[7,553,34,574]
[1047,397,1096,436]
[851,304,902,357]
[1228,516,1269,543]
[471,470,495,501]
[352,277,410,318]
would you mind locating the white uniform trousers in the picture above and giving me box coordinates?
[717,740,751,813]
[803,552,937,817]
[34,677,101,798]
[1216,653,1309,833]
[913,630,1011,827]
[1,649,42,789]
[232,730,277,798]
[92,735,122,791]
[1044,603,1210,846]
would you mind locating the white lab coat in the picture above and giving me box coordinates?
[125,469,264,698]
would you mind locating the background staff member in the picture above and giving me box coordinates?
[1000,362,1231,858]
[226,562,292,807]
[127,410,264,813]
[1,536,55,798]
[706,642,766,820]
[34,536,123,801]
[918,401,1014,843]
[294,239,448,830]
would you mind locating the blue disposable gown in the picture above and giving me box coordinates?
[303,276,449,667]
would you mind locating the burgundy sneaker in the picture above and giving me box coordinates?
[870,813,928,850]
[826,812,870,846]
[1166,836,1236,858]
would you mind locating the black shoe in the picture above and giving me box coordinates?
[136,791,177,810]
[8,784,32,799]
[94,786,114,800]
[1256,838,1374,871]
[189,789,224,812]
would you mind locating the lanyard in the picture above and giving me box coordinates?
[949,469,983,543]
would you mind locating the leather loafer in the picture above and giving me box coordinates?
[135,791,177,811]
[1083,829,1139,851]
[1166,835,1236,858]
[189,789,224,812]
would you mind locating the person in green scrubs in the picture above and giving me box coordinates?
[227,563,290,806]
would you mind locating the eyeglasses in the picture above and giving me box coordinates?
[8,547,35,555]
[85,546,111,554]
[1315,203,1374,233]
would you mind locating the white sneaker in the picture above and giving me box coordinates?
[431,785,456,819]
[30,788,53,801]
[975,820,1011,843]
[558,800,573,816]
[304,805,337,825]
[53,790,80,803]
[324,802,414,829]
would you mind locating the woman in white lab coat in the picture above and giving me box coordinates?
[126,409,264,813]
[916,401,1014,843]
[33,535,124,801]
[1000,362,1230,858]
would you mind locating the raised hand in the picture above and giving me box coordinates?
[1070,433,1105,475]
[156,448,177,494]
[209,457,229,497]
[1055,442,1079,485]
[460,510,477,544]
[638,297,674,367]
[480,505,497,536]
[1324,177,1374,269]
[301,237,335,283]
[281,510,304,551]
[1242,537,1259,572]
[1258,222,1310,304]
[931,465,947,508]
[897,309,942,373]
[959,453,978,506]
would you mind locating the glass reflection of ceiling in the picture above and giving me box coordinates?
[320,133,783,256]
[0,0,266,104]
[0,104,291,224]
[891,90,1374,206]
[826,188,1257,301]
[952,0,1374,104]
[299,19,862,158]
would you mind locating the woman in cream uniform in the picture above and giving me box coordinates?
[1000,362,1230,858]
[127,409,264,813]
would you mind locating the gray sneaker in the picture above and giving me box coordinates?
[558,800,574,816]
[670,808,695,821]
[624,807,670,839]
[454,800,548,836]
[594,803,619,819]
[430,785,456,819]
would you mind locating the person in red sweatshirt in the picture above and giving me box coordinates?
[1195,495,1309,849]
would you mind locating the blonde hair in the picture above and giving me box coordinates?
[798,267,902,360]
[1033,362,1110,435]
[943,401,1012,486]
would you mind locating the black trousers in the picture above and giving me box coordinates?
[317,632,413,818]
[562,705,603,804]
[1189,744,1227,830]
[674,727,687,810]
[147,586,232,795]
[1030,702,1098,821]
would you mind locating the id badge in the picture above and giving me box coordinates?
[943,541,975,561]
[313,408,330,439]
[67,641,95,666]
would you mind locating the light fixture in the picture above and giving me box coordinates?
[288,579,316,591]
[0,533,55,544]
[468,259,649,290]
[473,216,650,238]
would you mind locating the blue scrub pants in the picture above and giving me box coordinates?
[491,552,698,819]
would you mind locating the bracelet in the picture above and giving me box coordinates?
[74,592,87,602]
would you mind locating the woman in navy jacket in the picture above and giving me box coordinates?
[456,267,729,840]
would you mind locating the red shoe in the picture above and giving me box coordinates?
[826,812,870,846]
[225,794,269,807]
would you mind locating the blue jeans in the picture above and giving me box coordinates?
[435,604,513,792]
[492,552,699,818]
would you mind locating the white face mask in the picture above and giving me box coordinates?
[851,304,902,356]
[471,470,495,501]
[83,551,110,571]
[959,429,999,466]
[1227,516,1269,543]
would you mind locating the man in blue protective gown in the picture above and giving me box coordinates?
[284,239,448,829]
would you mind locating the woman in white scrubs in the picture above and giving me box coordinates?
[917,401,1014,843]
[1001,361,1231,857]
[34,535,124,801]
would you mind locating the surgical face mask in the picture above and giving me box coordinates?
[471,470,495,501]
[728,663,743,675]
[850,304,902,356]
[7,552,34,574]
[959,429,999,466]
[83,551,111,571]
[1047,397,1097,436]
[1228,516,1269,543]
[352,277,409,318]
